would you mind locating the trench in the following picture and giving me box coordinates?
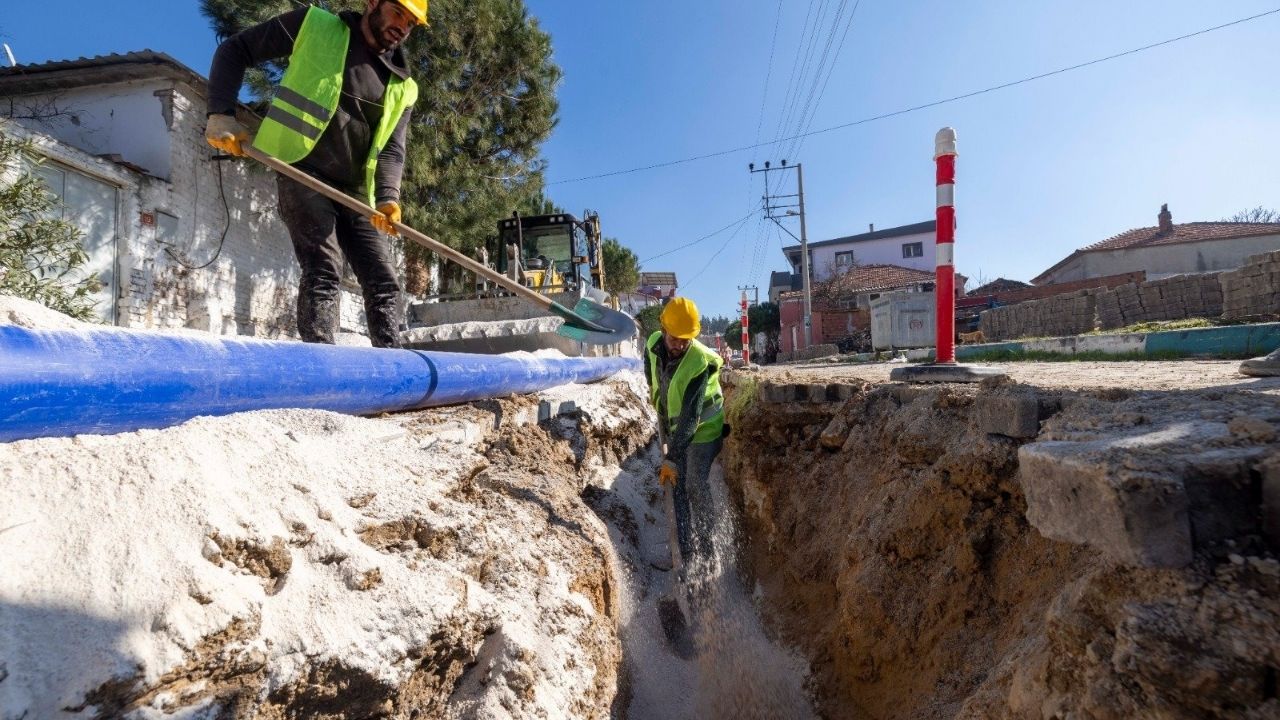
[3,355,1277,719]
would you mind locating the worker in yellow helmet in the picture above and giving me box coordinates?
[204,0,426,348]
[644,297,726,638]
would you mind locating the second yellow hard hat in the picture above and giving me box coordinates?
[660,297,701,339]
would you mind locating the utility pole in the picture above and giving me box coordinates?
[749,159,812,348]
[737,285,759,306]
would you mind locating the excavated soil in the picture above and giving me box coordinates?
[722,366,1280,719]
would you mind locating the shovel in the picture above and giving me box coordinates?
[654,427,696,658]
[242,145,636,345]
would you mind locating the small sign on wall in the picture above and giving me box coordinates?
[140,212,156,226]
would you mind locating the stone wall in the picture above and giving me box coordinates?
[979,290,1097,341]
[980,250,1280,341]
[1094,273,1224,330]
[1221,249,1280,320]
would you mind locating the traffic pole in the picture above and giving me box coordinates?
[891,128,1006,384]
[935,127,958,364]
[740,290,750,366]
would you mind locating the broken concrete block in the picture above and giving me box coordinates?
[976,394,1041,439]
[819,416,849,451]
[1019,439,1193,568]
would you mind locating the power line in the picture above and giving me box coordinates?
[782,0,852,160]
[750,0,786,160]
[788,0,863,160]
[686,213,754,284]
[548,7,1280,186]
[640,210,757,265]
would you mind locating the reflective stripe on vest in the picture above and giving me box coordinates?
[251,7,419,206]
[645,332,725,444]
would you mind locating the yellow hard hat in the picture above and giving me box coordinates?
[394,0,429,25]
[660,297,701,339]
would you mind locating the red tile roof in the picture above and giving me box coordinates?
[820,263,936,294]
[1034,221,1280,285]
[1082,222,1280,252]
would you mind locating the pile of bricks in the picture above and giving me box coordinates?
[1221,250,1280,320]
[1095,273,1223,330]
[979,290,1097,342]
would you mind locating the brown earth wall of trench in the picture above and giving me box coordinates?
[720,372,1280,719]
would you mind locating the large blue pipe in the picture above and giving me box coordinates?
[0,325,640,443]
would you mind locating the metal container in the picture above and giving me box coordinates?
[871,291,936,350]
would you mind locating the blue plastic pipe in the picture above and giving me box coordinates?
[0,325,640,443]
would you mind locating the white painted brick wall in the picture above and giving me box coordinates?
[7,74,406,340]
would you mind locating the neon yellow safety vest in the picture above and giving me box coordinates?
[252,7,419,206]
[645,332,725,444]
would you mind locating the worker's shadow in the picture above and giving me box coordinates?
[0,599,138,715]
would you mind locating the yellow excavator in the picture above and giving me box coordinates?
[494,210,606,298]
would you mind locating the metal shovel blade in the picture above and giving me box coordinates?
[553,298,637,345]
[657,596,696,659]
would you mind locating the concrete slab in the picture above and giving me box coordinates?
[890,363,1008,384]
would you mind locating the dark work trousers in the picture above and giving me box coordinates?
[276,174,402,348]
[671,437,723,578]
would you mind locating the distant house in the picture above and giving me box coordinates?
[779,220,936,285]
[618,271,678,315]
[966,278,1031,296]
[778,263,936,354]
[767,270,801,304]
[1033,205,1280,285]
[0,51,385,337]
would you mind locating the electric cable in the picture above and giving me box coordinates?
[164,158,232,271]
[781,0,851,160]
[787,0,863,160]
[684,213,754,284]
[640,210,757,264]
[548,6,1280,186]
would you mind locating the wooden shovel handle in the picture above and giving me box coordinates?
[243,145,556,312]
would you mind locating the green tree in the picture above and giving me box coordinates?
[0,132,100,320]
[198,0,561,292]
[723,302,780,361]
[601,237,639,297]
[636,304,662,338]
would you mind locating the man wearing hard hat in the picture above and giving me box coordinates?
[644,297,727,588]
[204,0,427,348]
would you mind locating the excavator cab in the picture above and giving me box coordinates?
[494,212,605,297]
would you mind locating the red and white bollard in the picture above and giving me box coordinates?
[934,127,958,365]
[890,127,1005,383]
[740,291,750,366]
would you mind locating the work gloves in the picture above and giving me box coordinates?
[204,113,248,157]
[371,201,401,236]
[658,460,679,487]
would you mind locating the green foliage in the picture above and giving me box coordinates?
[601,237,639,297]
[723,302,780,355]
[636,304,662,338]
[723,320,743,350]
[724,373,758,427]
[0,133,100,320]
[199,0,561,273]
[701,314,732,335]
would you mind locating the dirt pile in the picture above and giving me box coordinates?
[721,371,1279,718]
[0,366,653,719]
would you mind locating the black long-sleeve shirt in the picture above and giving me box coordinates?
[208,8,413,203]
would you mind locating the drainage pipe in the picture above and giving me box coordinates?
[0,325,640,443]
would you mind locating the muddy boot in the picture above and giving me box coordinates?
[296,287,338,344]
[365,301,403,349]
[1240,347,1280,377]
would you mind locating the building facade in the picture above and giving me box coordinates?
[1034,205,1280,286]
[0,51,386,338]
[780,220,936,285]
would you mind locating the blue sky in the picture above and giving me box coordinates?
[4,1,1279,320]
